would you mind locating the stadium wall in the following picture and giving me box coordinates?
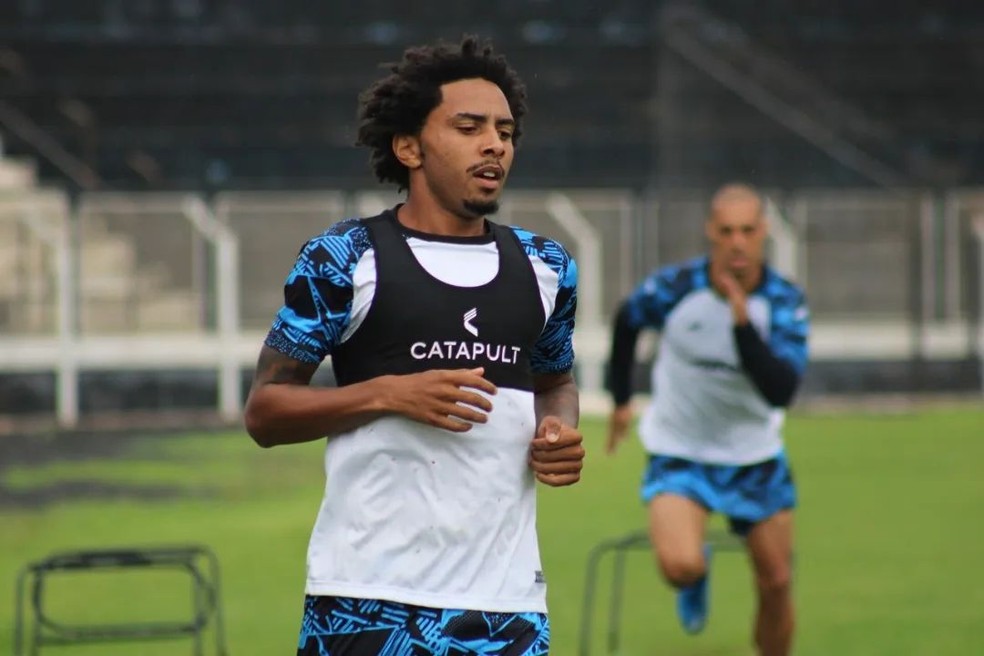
[0,187,981,428]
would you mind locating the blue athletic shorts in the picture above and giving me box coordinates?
[639,451,796,536]
[297,595,549,655]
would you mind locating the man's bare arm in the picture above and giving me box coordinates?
[533,371,579,429]
[529,371,583,486]
[244,346,498,448]
[244,346,388,447]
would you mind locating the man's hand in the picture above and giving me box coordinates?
[381,367,497,432]
[529,416,584,487]
[606,403,633,454]
[711,266,749,325]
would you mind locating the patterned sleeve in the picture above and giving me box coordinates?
[263,219,365,364]
[511,229,578,374]
[623,262,694,331]
[769,283,810,375]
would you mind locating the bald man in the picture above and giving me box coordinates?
[605,184,809,656]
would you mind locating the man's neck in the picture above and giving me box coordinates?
[396,196,486,238]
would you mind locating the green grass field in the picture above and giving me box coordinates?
[2,407,982,655]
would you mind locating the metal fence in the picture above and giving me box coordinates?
[0,187,981,426]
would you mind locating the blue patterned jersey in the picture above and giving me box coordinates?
[266,218,577,375]
[625,256,810,464]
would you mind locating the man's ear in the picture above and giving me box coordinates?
[704,218,715,242]
[393,134,422,169]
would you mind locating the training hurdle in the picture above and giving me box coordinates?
[13,544,227,655]
[578,528,745,655]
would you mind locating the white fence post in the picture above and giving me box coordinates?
[545,193,605,398]
[22,195,78,427]
[55,200,78,427]
[764,195,800,281]
[185,197,241,422]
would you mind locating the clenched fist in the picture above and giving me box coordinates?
[529,415,584,487]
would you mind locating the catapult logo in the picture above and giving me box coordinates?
[409,306,521,364]
[463,307,479,337]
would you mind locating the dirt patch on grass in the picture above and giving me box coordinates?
[0,415,229,509]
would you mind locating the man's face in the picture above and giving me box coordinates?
[705,194,767,280]
[413,78,515,219]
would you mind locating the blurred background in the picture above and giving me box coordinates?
[2,3,983,655]
[0,0,982,427]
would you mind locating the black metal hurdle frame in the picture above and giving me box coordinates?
[14,544,228,655]
[578,528,745,655]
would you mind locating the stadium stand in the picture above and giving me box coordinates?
[2,1,980,191]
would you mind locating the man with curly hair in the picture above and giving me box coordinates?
[245,35,583,655]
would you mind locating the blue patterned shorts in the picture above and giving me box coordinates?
[297,596,549,655]
[640,451,796,536]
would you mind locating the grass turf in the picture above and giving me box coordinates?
[1,408,982,655]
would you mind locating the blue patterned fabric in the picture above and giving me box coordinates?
[267,218,370,364]
[622,256,705,332]
[264,217,577,375]
[622,256,809,374]
[297,596,550,656]
[758,269,810,375]
[507,226,577,374]
[639,452,797,536]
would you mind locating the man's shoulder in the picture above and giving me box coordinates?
[284,218,375,281]
[504,225,575,269]
[760,267,807,305]
[314,216,371,241]
[657,256,707,281]
[645,256,707,296]
[299,217,373,260]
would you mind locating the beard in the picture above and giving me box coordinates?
[463,198,500,217]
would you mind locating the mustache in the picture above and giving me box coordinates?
[466,161,505,175]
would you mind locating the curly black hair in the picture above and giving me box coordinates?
[356,35,528,191]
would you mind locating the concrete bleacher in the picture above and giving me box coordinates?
[1,1,658,189]
[5,1,983,192]
[0,154,57,335]
[76,215,202,333]
[2,36,655,188]
[658,1,984,187]
[0,147,203,335]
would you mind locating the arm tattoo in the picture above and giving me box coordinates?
[253,346,319,387]
[533,372,580,428]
